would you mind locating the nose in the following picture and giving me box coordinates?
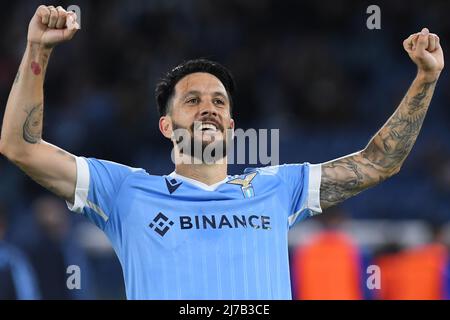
[199,101,218,118]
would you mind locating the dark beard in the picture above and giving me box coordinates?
[172,120,229,163]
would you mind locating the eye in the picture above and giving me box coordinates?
[213,98,225,105]
[186,97,199,104]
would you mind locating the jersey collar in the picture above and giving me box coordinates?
[168,171,230,192]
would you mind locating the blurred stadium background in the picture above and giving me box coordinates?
[1,0,450,299]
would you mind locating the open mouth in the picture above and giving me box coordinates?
[199,123,218,132]
[194,121,221,133]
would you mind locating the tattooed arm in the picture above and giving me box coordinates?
[0,6,79,202]
[320,28,444,209]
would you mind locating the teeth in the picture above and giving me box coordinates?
[198,123,217,131]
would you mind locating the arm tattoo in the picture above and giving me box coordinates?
[22,104,43,144]
[362,80,436,170]
[31,61,42,75]
[320,155,383,209]
[320,80,437,209]
[29,44,50,77]
[19,47,51,144]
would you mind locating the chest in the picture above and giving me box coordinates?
[115,189,290,250]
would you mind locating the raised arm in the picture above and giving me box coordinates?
[320,28,444,209]
[0,6,80,202]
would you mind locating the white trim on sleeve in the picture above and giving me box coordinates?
[66,157,90,213]
[307,163,322,216]
[288,163,322,227]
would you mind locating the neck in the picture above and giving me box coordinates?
[175,162,228,185]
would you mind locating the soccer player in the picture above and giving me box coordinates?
[0,6,444,299]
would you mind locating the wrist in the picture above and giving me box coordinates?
[416,69,441,83]
[25,41,52,76]
[26,41,54,54]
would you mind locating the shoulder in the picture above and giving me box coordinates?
[244,163,310,177]
[76,157,149,185]
[83,157,146,175]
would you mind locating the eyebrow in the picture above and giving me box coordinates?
[182,90,229,100]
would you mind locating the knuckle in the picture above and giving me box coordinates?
[37,5,50,16]
[57,6,67,14]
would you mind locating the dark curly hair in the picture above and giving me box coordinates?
[155,58,235,117]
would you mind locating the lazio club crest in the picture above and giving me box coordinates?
[227,172,257,198]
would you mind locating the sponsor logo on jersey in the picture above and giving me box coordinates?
[149,212,174,236]
[149,212,271,237]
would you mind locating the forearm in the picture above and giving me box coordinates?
[0,42,52,158]
[361,71,439,175]
[0,6,80,202]
[318,29,443,210]
[320,74,438,208]
[321,72,440,209]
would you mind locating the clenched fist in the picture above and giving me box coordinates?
[404,28,444,80]
[28,5,80,49]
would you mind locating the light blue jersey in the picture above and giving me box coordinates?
[67,157,322,300]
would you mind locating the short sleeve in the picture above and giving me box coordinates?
[259,163,322,227]
[66,157,144,229]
